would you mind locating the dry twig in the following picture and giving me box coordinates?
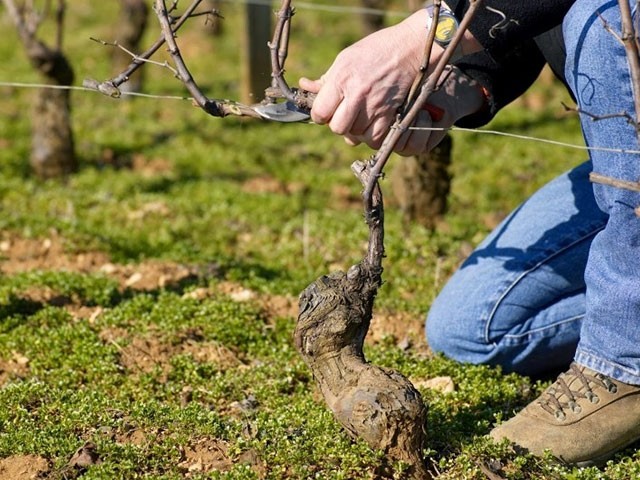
[565,5,640,213]
[618,0,640,134]
[84,0,257,117]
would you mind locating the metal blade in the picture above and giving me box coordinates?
[254,102,311,123]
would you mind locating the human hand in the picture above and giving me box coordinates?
[299,10,432,151]
[396,65,487,155]
[299,11,485,156]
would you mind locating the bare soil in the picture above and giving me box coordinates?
[0,231,429,477]
[0,455,50,480]
[103,327,242,380]
[0,231,425,350]
[178,438,232,475]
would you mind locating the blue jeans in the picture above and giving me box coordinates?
[426,0,640,384]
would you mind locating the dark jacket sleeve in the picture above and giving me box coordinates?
[453,40,546,127]
[534,25,569,89]
[446,0,575,61]
[453,24,570,127]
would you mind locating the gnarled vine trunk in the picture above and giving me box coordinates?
[295,161,430,479]
[3,0,77,179]
[28,45,76,178]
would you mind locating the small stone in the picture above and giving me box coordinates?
[413,376,455,393]
[68,442,100,469]
[229,289,255,302]
[182,288,209,300]
[125,272,143,287]
[100,263,117,274]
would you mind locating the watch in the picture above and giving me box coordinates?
[424,1,459,48]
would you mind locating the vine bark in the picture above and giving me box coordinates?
[3,0,77,178]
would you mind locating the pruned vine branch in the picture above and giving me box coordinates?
[590,172,640,192]
[617,0,640,132]
[265,0,315,109]
[84,0,260,117]
[268,0,295,102]
[564,2,640,209]
[361,0,483,269]
[152,0,224,116]
[84,0,314,117]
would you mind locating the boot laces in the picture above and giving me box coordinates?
[538,363,618,420]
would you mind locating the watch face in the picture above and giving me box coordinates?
[435,12,458,45]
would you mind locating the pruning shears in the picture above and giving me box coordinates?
[253,90,445,123]
[254,100,313,123]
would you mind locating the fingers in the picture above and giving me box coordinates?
[298,75,444,157]
[299,76,338,125]
[391,110,452,156]
[300,73,344,125]
[338,114,394,150]
[298,77,322,94]
[328,99,357,135]
[346,106,372,136]
[299,78,378,138]
[344,135,361,147]
[393,110,433,157]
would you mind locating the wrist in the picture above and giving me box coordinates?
[422,1,482,59]
[399,10,442,70]
[431,66,488,121]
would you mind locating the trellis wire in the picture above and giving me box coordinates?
[405,125,640,155]
[0,81,191,100]
[2,79,638,155]
[216,0,410,18]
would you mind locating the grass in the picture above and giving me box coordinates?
[0,1,634,479]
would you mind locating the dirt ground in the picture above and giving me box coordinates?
[0,231,428,351]
[0,454,50,480]
[0,231,429,478]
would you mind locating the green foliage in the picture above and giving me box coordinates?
[0,1,623,479]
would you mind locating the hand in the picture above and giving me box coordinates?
[393,65,487,155]
[299,10,432,151]
[299,11,486,156]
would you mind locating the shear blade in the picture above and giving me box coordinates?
[254,102,311,123]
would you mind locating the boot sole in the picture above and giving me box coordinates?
[573,437,640,468]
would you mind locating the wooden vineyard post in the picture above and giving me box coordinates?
[241,1,272,104]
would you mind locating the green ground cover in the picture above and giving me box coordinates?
[1,1,636,478]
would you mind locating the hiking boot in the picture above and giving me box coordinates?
[490,362,640,466]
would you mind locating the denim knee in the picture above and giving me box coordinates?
[425,277,495,366]
[424,163,604,375]
[426,282,584,377]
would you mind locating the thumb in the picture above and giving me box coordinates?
[298,76,323,93]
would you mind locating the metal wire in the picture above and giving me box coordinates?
[405,125,640,155]
[0,81,192,101]
[216,0,410,18]
[3,80,638,155]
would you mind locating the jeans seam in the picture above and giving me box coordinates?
[576,348,640,383]
[483,225,605,344]
[502,314,584,342]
